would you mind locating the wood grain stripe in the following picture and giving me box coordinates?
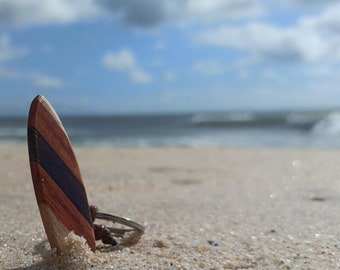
[28,95,96,252]
[32,163,95,251]
[28,127,92,225]
[27,96,82,181]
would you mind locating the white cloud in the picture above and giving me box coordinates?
[102,49,135,71]
[0,0,264,28]
[130,69,152,84]
[195,3,340,64]
[0,65,65,88]
[0,35,27,62]
[0,65,64,88]
[102,49,152,84]
[285,0,339,7]
[192,59,227,76]
[0,0,100,27]
[0,35,64,88]
[164,71,176,82]
[260,69,286,85]
[166,0,265,25]
[0,65,20,78]
[30,72,64,88]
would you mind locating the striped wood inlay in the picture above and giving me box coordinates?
[28,95,95,252]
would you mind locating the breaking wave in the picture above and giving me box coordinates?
[2,110,340,147]
[312,112,340,136]
[191,111,327,130]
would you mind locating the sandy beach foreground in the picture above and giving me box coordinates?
[1,145,340,269]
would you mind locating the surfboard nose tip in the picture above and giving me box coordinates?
[33,94,45,102]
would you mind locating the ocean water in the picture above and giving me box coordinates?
[2,110,340,148]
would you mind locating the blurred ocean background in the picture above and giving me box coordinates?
[2,109,340,148]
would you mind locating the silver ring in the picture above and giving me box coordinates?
[95,210,145,236]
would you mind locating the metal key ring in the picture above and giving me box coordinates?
[95,210,145,235]
[90,205,144,245]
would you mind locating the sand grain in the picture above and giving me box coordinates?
[1,145,340,269]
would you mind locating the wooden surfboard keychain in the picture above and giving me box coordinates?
[27,95,144,253]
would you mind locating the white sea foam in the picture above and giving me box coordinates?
[286,111,324,127]
[2,111,340,148]
[312,112,340,136]
[191,112,256,124]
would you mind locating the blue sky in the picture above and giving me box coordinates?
[1,0,340,115]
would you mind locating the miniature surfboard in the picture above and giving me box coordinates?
[27,95,96,253]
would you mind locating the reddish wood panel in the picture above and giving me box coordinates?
[28,95,96,253]
[28,96,82,180]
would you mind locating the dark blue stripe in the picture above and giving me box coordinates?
[28,127,92,225]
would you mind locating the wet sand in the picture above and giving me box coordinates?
[1,145,340,269]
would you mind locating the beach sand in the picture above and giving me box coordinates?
[1,145,340,269]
